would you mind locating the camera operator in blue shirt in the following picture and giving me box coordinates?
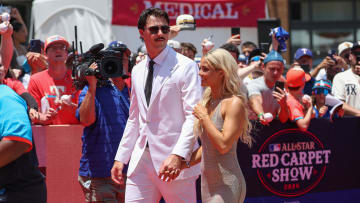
[76,41,131,203]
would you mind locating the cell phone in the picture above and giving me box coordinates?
[260,42,270,54]
[28,39,43,53]
[327,49,337,64]
[274,81,285,92]
[231,27,240,38]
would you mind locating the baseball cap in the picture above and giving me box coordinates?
[351,41,360,51]
[107,40,131,55]
[312,79,332,96]
[263,50,284,65]
[167,40,181,49]
[294,48,313,60]
[338,42,353,55]
[286,66,311,88]
[44,35,69,52]
[312,79,332,91]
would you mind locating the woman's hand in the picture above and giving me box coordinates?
[193,103,210,122]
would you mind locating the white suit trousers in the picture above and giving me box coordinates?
[125,148,198,203]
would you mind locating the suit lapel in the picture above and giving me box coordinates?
[136,61,149,110]
[149,63,179,107]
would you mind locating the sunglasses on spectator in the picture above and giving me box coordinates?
[313,88,329,96]
[147,25,170,34]
[344,53,350,59]
[49,44,67,51]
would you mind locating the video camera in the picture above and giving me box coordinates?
[69,26,130,90]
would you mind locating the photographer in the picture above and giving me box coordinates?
[332,41,360,117]
[76,43,130,202]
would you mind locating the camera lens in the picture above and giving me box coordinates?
[103,61,117,75]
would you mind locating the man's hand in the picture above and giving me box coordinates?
[34,108,57,125]
[319,56,336,70]
[158,154,182,182]
[1,22,13,37]
[201,38,214,55]
[169,25,181,39]
[111,161,125,185]
[226,34,241,46]
[273,87,287,106]
[9,68,22,79]
[318,105,328,117]
[27,52,48,73]
[258,113,270,125]
[86,62,98,87]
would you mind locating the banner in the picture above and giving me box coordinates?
[236,118,360,202]
[112,0,266,27]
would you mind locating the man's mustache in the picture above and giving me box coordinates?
[155,37,165,41]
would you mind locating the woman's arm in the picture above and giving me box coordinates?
[194,97,246,154]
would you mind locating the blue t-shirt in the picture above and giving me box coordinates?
[76,82,129,178]
[0,85,32,150]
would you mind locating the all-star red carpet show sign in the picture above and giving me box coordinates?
[235,118,360,202]
[252,129,331,197]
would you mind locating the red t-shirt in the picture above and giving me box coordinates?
[3,78,27,95]
[286,94,305,121]
[28,69,80,125]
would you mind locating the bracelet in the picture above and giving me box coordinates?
[257,113,264,119]
[181,158,190,168]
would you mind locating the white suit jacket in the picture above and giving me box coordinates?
[115,46,201,179]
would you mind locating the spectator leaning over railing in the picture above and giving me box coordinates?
[27,35,80,125]
[285,66,313,131]
[247,50,288,125]
[332,41,360,117]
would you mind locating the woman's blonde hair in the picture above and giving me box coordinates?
[195,48,253,147]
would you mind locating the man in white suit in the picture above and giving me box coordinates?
[111,8,201,203]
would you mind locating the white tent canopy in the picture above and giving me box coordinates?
[31,0,113,51]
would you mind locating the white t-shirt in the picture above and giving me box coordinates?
[332,69,360,110]
[315,69,327,80]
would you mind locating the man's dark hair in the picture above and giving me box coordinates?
[138,8,169,30]
[181,42,197,55]
[241,41,257,50]
[220,43,240,59]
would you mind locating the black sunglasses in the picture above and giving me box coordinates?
[147,25,170,34]
[344,53,350,59]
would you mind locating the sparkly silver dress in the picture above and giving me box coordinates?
[200,102,246,203]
